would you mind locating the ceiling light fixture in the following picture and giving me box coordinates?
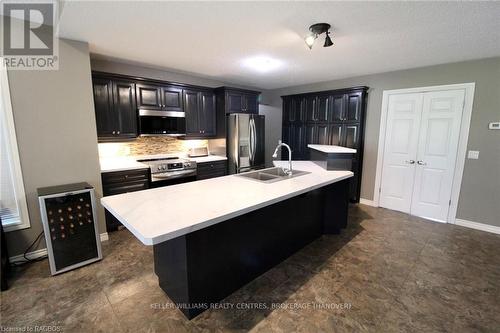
[305,23,334,50]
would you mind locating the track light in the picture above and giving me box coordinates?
[324,32,333,47]
[305,34,316,50]
[304,23,334,50]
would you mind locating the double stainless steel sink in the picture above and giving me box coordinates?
[237,167,310,183]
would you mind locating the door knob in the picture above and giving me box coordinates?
[417,160,427,165]
[405,160,415,164]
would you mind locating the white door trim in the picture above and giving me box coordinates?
[374,83,475,224]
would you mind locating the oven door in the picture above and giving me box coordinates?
[139,110,186,136]
[150,169,197,188]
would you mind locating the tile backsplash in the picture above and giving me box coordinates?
[98,137,208,158]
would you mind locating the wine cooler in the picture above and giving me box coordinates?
[38,182,102,275]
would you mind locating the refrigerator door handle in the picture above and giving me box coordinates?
[248,118,255,164]
[251,118,257,163]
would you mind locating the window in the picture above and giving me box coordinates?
[0,59,30,231]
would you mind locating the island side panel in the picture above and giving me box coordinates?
[310,149,353,171]
[153,236,192,313]
[322,179,350,234]
[153,180,349,319]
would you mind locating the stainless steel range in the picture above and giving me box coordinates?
[137,157,197,187]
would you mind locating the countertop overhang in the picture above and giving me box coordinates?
[308,144,357,154]
[101,161,353,245]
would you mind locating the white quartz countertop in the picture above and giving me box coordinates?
[308,144,357,154]
[188,155,228,163]
[101,161,353,245]
[100,154,227,173]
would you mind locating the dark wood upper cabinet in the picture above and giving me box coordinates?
[317,95,330,122]
[92,75,137,142]
[214,87,261,139]
[92,71,221,140]
[227,92,243,113]
[137,84,184,112]
[244,93,258,113]
[330,95,345,122]
[113,81,137,138]
[281,86,368,202]
[215,87,261,114]
[305,96,318,122]
[162,87,183,112]
[136,84,162,110]
[92,78,115,138]
[199,91,216,137]
[345,92,362,122]
[184,89,200,136]
[184,89,216,138]
[283,96,306,123]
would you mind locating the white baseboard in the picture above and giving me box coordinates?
[455,219,500,235]
[9,232,109,262]
[359,198,378,207]
[9,248,48,262]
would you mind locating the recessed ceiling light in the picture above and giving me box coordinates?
[241,56,283,73]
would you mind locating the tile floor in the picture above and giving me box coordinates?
[1,204,499,332]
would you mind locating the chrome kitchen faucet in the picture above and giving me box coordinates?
[272,140,293,176]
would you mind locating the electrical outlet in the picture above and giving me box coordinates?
[467,150,480,159]
[489,122,500,130]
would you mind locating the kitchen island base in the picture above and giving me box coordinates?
[153,179,349,319]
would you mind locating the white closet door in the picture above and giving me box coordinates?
[410,90,465,222]
[379,93,423,213]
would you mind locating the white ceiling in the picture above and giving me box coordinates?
[57,1,500,90]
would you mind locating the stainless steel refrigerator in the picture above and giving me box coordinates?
[227,114,265,174]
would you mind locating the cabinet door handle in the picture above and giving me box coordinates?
[417,160,427,165]
[405,160,415,164]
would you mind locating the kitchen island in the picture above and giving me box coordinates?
[101,161,353,318]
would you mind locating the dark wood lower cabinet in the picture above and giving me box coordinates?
[153,179,350,319]
[101,168,149,231]
[196,160,227,180]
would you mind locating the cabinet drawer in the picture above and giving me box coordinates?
[103,180,149,196]
[197,169,226,180]
[102,168,149,185]
[197,160,227,172]
[196,160,227,180]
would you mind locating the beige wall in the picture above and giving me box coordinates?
[262,57,500,227]
[6,39,105,256]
